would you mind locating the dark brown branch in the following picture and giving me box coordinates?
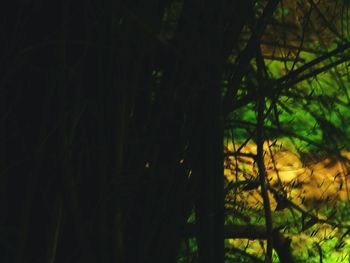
[274,42,350,87]
[281,54,350,90]
[256,53,274,262]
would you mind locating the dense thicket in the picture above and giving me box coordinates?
[1,0,350,262]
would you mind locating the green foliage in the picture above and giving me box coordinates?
[221,1,350,261]
[177,238,198,263]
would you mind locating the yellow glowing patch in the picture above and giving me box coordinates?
[224,140,350,210]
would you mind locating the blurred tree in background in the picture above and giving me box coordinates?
[1,0,350,262]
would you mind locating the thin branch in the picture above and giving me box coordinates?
[281,54,350,90]
[256,44,273,263]
[274,42,350,87]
